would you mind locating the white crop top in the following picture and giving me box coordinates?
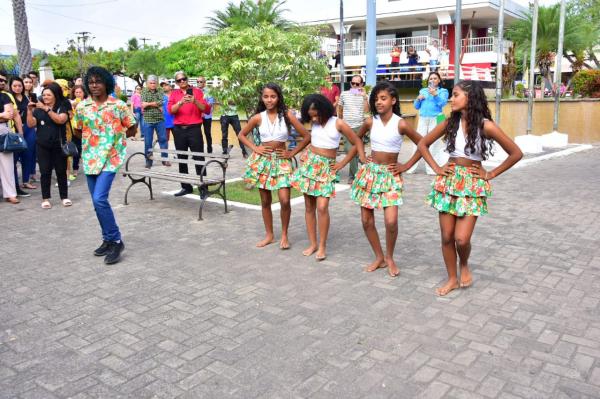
[448,121,483,161]
[311,116,342,149]
[370,114,403,153]
[258,111,288,142]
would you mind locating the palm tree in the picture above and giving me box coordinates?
[12,0,33,75]
[507,4,582,89]
[206,0,293,33]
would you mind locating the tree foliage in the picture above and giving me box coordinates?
[206,0,293,33]
[506,1,600,84]
[179,25,328,116]
[126,46,166,86]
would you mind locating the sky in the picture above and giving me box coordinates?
[0,0,560,53]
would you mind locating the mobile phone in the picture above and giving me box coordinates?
[185,88,193,96]
[30,93,37,103]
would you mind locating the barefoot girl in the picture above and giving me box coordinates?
[417,80,522,296]
[349,82,423,277]
[292,94,366,261]
[238,83,310,249]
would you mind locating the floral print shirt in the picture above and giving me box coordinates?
[74,97,136,175]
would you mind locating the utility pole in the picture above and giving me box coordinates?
[365,0,377,86]
[139,37,151,48]
[552,0,566,132]
[495,0,505,123]
[75,31,92,77]
[526,0,539,135]
[339,1,345,88]
[454,0,462,86]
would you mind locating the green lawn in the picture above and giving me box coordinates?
[194,180,303,206]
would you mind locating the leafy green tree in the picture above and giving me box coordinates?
[127,37,140,52]
[179,25,328,117]
[507,2,600,88]
[206,0,293,33]
[126,46,166,86]
[159,38,203,76]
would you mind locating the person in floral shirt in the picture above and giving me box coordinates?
[74,66,136,265]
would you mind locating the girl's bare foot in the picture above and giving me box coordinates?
[256,236,275,247]
[315,250,327,261]
[460,265,473,288]
[279,237,290,250]
[435,278,460,296]
[365,258,386,272]
[302,245,317,256]
[385,258,399,277]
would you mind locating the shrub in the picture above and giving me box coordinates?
[515,83,525,99]
[571,70,600,98]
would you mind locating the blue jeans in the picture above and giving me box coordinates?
[134,108,142,131]
[87,172,121,242]
[141,120,168,165]
[13,125,37,185]
[430,60,439,71]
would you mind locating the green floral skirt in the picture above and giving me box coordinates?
[243,152,293,190]
[291,149,336,198]
[426,164,492,216]
[350,162,404,209]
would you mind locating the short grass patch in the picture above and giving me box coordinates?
[193,180,303,206]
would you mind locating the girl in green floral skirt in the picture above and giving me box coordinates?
[238,83,310,249]
[349,82,423,277]
[417,81,522,296]
[291,94,366,261]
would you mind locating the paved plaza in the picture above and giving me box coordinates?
[1,143,600,399]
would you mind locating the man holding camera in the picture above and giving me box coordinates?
[167,71,211,197]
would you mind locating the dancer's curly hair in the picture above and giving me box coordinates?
[300,94,335,125]
[255,82,290,133]
[445,80,494,160]
[83,66,115,96]
[369,81,401,117]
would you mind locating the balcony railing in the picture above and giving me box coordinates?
[327,36,435,57]
[461,37,512,53]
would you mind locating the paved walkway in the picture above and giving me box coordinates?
[1,143,599,398]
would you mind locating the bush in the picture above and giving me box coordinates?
[515,83,525,99]
[571,70,600,98]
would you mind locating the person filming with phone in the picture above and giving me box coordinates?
[408,71,449,174]
[167,71,211,198]
[337,75,369,184]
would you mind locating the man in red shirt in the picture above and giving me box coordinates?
[167,71,211,197]
[320,75,340,114]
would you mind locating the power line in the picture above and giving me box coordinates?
[26,4,179,42]
[29,0,118,7]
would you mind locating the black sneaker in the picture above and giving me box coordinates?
[104,241,125,265]
[94,240,111,256]
[174,189,192,197]
[16,188,31,197]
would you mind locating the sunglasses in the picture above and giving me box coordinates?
[351,82,361,87]
[176,77,188,83]
[0,78,7,83]
[198,80,206,83]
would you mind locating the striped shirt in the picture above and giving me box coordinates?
[338,90,367,128]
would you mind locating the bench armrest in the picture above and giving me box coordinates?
[124,152,147,174]
[199,159,227,183]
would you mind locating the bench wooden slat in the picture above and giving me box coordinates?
[149,148,230,159]
[123,170,223,184]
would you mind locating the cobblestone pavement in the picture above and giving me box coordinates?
[1,142,600,399]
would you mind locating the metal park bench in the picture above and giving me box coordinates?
[122,146,233,220]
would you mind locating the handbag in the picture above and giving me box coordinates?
[0,132,28,152]
[59,135,79,158]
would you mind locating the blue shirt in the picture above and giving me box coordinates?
[163,94,174,128]
[201,89,214,119]
[413,87,449,117]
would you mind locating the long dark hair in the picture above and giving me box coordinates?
[42,82,66,111]
[427,71,443,87]
[300,94,335,126]
[445,80,494,160]
[255,82,290,132]
[70,84,87,100]
[369,81,401,117]
[9,76,24,96]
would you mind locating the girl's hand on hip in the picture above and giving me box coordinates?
[436,162,455,176]
[274,148,292,159]
[470,164,492,180]
[254,145,273,156]
[388,162,408,176]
